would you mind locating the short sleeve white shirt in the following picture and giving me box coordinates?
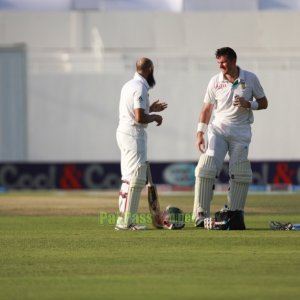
[204,67,265,125]
[118,72,150,128]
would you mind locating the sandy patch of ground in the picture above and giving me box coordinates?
[0,191,155,216]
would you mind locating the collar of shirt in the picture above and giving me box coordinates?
[134,72,150,90]
[218,66,245,85]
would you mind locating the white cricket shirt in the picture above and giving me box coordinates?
[118,72,150,129]
[204,67,265,125]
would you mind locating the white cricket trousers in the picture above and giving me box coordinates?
[206,122,252,174]
[116,125,148,182]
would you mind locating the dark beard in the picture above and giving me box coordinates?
[147,72,156,88]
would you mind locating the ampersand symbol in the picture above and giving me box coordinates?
[60,164,82,189]
[273,162,296,184]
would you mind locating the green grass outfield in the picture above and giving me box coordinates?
[1,192,300,300]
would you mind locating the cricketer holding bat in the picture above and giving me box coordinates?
[193,47,268,230]
[115,57,167,230]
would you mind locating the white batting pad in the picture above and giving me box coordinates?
[228,160,252,210]
[123,163,147,226]
[118,181,129,213]
[192,155,217,220]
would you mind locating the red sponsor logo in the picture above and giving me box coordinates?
[273,162,296,184]
[59,164,82,189]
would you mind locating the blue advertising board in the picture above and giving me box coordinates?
[0,161,299,190]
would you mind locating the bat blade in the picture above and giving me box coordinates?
[147,163,163,229]
[148,185,163,229]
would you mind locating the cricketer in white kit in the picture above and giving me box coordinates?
[193,47,268,230]
[115,57,167,230]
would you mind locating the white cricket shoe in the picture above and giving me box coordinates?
[195,212,206,228]
[115,223,147,231]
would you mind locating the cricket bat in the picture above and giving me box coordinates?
[147,162,163,229]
